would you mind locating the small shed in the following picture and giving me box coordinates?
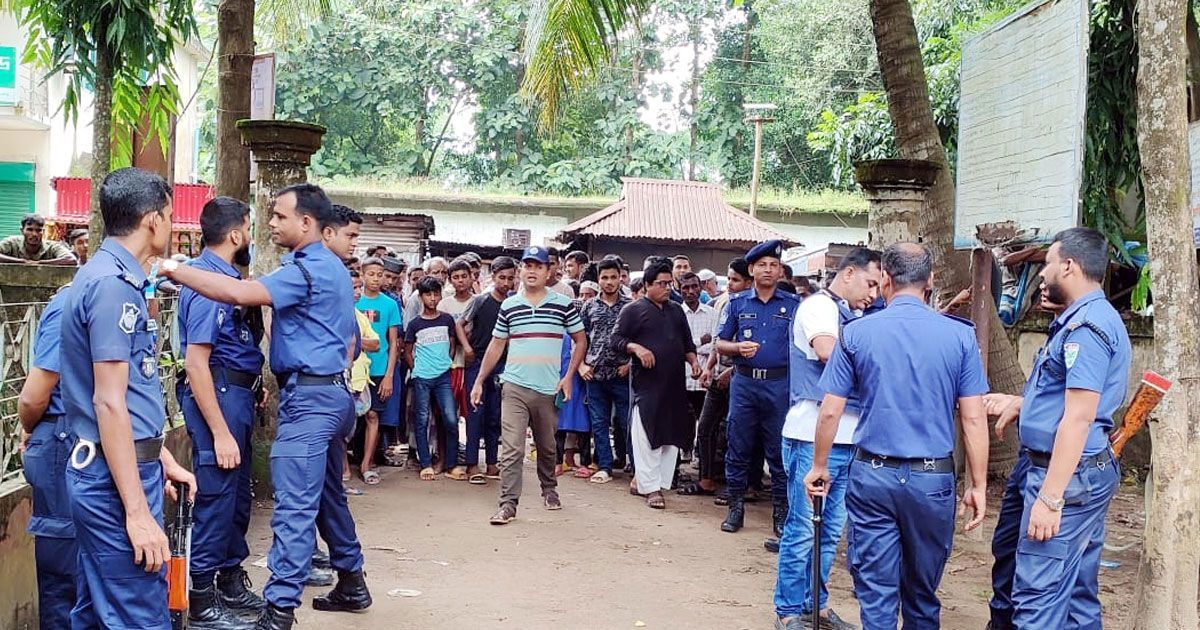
[356,208,435,266]
[557,178,800,270]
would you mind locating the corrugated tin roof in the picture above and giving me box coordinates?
[558,178,800,247]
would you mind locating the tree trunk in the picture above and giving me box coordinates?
[688,13,701,181]
[869,0,1020,475]
[1186,0,1200,122]
[89,32,114,255]
[623,21,643,173]
[215,0,255,201]
[1133,0,1200,624]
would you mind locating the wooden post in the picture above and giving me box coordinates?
[746,116,773,217]
[970,247,993,373]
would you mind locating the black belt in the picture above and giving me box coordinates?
[1024,449,1114,470]
[213,366,259,390]
[94,437,165,463]
[281,372,346,387]
[735,365,788,380]
[855,448,955,473]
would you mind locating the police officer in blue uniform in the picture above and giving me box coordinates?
[984,227,1131,629]
[178,197,265,628]
[804,242,990,630]
[716,239,800,535]
[162,183,370,630]
[60,167,197,629]
[18,286,78,629]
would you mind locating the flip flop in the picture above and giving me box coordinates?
[362,470,381,485]
[445,467,468,481]
[419,467,437,481]
[677,481,716,496]
[573,467,593,479]
[468,473,487,485]
[344,486,364,496]
[646,491,665,509]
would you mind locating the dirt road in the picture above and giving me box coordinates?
[241,462,1143,629]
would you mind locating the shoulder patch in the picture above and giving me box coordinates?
[941,313,976,328]
[1063,342,1080,368]
[119,303,139,334]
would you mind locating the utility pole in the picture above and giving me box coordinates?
[744,103,776,217]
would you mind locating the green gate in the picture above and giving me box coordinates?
[0,162,35,236]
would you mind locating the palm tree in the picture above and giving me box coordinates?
[520,0,651,129]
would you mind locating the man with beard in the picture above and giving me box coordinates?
[613,261,700,509]
[579,258,633,483]
[177,197,263,628]
[0,214,76,264]
[161,184,370,630]
[982,228,1130,629]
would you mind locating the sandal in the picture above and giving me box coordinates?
[573,467,593,479]
[362,470,381,485]
[646,491,665,509]
[344,486,364,496]
[445,466,468,481]
[590,470,613,484]
[468,473,487,485]
[419,467,437,481]
[630,480,642,496]
[677,481,716,496]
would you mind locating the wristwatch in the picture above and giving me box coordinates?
[160,258,179,273]
[1037,492,1065,512]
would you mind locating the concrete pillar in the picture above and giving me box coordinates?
[236,119,325,491]
[853,159,939,250]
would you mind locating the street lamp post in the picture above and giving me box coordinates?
[744,103,776,218]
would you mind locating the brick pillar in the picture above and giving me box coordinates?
[853,159,939,249]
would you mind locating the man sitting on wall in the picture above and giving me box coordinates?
[0,214,77,265]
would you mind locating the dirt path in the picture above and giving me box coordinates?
[241,463,1143,629]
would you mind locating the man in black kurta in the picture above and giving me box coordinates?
[612,262,700,509]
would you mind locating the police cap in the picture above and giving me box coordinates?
[746,239,784,264]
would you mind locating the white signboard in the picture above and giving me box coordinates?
[953,0,1089,248]
[249,54,276,182]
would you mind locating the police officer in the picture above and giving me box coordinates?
[162,183,370,630]
[177,197,264,628]
[804,242,990,630]
[17,286,77,629]
[60,167,197,628]
[715,239,800,535]
[984,227,1130,629]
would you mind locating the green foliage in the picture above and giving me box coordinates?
[808,93,894,187]
[12,0,196,168]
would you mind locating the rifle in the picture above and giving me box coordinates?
[167,481,193,629]
[1109,371,1172,458]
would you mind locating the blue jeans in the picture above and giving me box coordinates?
[464,361,502,466]
[586,378,631,473]
[775,439,853,617]
[411,372,460,469]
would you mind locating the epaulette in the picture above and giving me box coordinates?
[118,272,143,290]
[941,313,976,328]
[729,289,751,301]
[1065,319,1112,346]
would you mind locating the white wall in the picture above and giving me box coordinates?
[764,220,868,256]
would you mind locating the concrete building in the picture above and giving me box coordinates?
[0,10,207,234]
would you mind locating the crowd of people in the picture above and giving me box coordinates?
[14,167,1134,630]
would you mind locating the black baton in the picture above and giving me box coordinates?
[812,480,825,630]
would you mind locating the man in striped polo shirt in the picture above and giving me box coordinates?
[471,245,587,525]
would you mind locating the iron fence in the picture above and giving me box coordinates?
[0,296,184,484]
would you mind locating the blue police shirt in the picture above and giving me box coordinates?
[178,249,265,374]
[258,241,355,376]
[819,295,989,458]
[61,239,165,442]
[32,289,69,417]
[717,288,800,369]
[1018,289,1132,456]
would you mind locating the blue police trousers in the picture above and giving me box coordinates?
[23,417,80,629]
[845,456,955,630]
[988,451,1032,629]
[1012,453,1119,629]
[264,382,365,609]
[181,379,255,585]
[725,374,789,506]
[68,457,169,629]
[775,439,853,618]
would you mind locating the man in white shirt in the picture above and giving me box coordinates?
[678,271,716,460]
[774,247,880,630]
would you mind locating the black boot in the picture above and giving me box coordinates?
[189,582,255,629]
[721,496,745,533]
[311,548,332,570]
[217,566,266,616]
[254,604,295,630]
[763,537,780,553]
[311,569,373,612]
[773,503,788,538]
[305,566,334,586]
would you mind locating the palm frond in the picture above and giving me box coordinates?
[520,0,649,130]
[255,0,333,47]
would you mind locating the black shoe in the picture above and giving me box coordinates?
[216,566,266,616]
[305,566,334,587]
[764,537,780,553]
[773,503,789,538]
[189,582,255,629]
[613,458,627,470]
[721,497,745,533]
[254,604,294,630]
[311,548,332,570]
[312,569,373,612]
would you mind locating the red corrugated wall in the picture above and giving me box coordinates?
[51,177,213,229]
